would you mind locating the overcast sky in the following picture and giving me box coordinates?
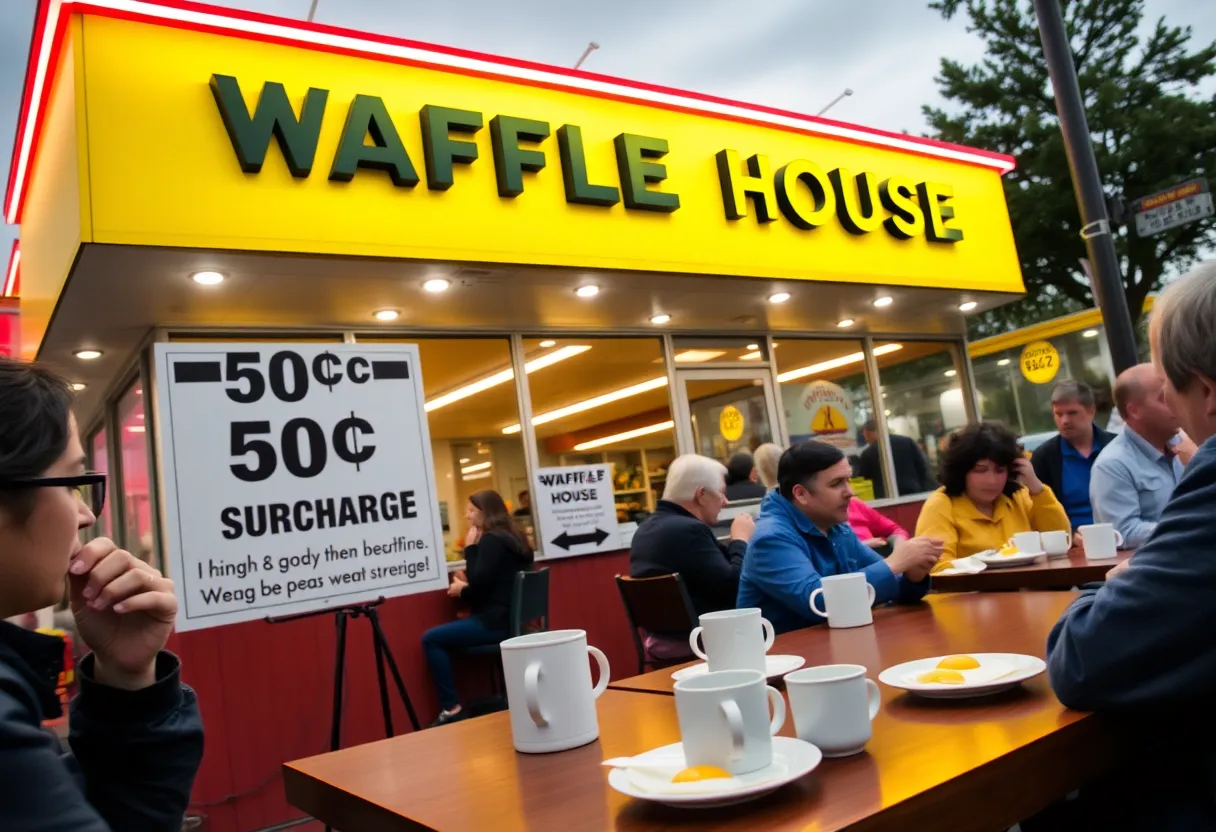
[1,0,1213,262]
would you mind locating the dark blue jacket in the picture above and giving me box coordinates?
[0,621,204,830]
[738,492,929,633]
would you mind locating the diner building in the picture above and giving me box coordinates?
[9,1,1025,828]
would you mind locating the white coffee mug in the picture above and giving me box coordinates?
[500,629,609,754]
[689,608,775,673]
[1077,524,1124,561]
[673,669,785,775]
[1041,530,1072,558]
[1012,531,1043,553]
[809,573,876,628]
[785,664,881,758]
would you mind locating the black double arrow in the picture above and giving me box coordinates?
[549,528,611,551]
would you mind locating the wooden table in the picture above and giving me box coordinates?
[285,593,1125,831]
[929,548,1132,593]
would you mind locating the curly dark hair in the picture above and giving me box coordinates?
[938,422,1023,498]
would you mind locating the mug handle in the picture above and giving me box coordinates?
[809,588,827,618]
[587,645,610,699]
[864,678,881,721]
[720,699,746,761]
[524,661,549,727]
[1064,532,1072,549]
[1112,529,1125,547]
[761,618,775,651]
[766,685,786,735]
[865,583,877,607]
[689,627,708,661]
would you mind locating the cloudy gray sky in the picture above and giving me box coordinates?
[1,0,1213,262]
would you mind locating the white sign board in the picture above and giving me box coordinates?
[783,380,858,452]
[154,343,447,631]
[532,464,622,556]
[1132,179,1213,237]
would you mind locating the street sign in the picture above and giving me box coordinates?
[1131,178,1213,237]
[532,464,622,557]
[154,343,447,631]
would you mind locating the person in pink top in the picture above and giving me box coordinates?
[847,499,908,556]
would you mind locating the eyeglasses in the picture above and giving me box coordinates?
[0,472,108,515]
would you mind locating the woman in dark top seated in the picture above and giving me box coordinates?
[424,489,533,726]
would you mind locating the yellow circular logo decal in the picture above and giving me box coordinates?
[719,405,745,441]
[1020,340,1061,384]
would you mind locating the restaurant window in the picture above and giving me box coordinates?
[88,428,112,540]
[772,339,880,500]
[872,341,969,498]
[972,327,1115,440]
[521,337,676,543]
[116,381,155,564]
[356,336,528,563]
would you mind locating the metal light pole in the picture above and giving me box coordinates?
[1034,0,1139,374]
[306,0,320,21]
[816,88,853,117]
[573,41,599,70]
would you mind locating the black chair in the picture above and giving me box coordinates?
[458,568,550,708]
[615,573,699,675]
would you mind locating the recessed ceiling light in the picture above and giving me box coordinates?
[576,285,600,298]
[539,340,557,348]
[74,350,102,360]
[423,278,451,293]
[747,343,759,351]
[997,358,1012,367]
[944,369,958,377]
[373,309,400,321]
[459,458,470,464]
[837,318,855,328]
[190,270,225,286]
[70,382,87,391]
[958,301,978,312]
[873,296,893,308]
[1082,329,1099,338]
[650,314,671,325]
[884,409,892,416]
[768,291,791,304]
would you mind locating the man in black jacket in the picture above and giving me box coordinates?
[630,454,755,621]
[858,420,936,499]
[1030,380,1117,530]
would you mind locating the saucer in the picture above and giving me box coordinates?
[606,737,822,808]
[975,550,1046,568]
[671,654,806,682]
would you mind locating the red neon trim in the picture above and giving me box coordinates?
[3,0,53,219]
[5,0,1017,223]
[3,241,19,298]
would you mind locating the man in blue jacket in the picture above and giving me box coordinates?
[1046,261,1216,829]
[738,441,941,633]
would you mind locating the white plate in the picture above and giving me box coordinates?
[671,654,806,682]
[933,556,988,577]
[607,737,822,808]
[974,550,1046,568]
[878,652,1046,699]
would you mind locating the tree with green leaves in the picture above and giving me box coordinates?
[925,0,1216,339]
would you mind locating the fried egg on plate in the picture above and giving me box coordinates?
[905,655,1015,687]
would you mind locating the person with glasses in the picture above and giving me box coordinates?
[0,357,203,830]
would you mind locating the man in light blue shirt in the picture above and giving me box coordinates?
[1089,363,1185,548]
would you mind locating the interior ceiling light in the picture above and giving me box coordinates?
[462,470,493,481]
[477,447,491,454]
[458,457,470,464]
[768,292,791,304]
[423,278,451,293]
[997,358,1012,367]
[837,319,855,328]
[74,349,102,360]
[373,309,400,321]
[574,420,675,451]
[674,349,725,363]
[776,344,903,383]
[70,382,87,391]
[127,425,146,433]
[747,343,759,351]
[425,345,590,412]
[873,296,893,308]
[503,376,669,434]
[740,351,762,361]
[650,314,671,325]
[190,270,225,286]
[576,285,600,298]
[539,340,557,348]
[958,301,978,312]
[944,369,958,377]
[461,461,492,474]
[1082,329,1099,338]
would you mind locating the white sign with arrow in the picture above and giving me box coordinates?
[532,464,622,557]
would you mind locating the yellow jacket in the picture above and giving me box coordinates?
[915,486,1071,560]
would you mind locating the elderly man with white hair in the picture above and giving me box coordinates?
[630,454,755,625]
[1045,261,1216,829]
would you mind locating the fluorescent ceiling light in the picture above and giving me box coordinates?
[574,420,675,451]
[674,349,725,363]
[127,425,146,433]
[462,470,492,481]
[873,296,893,308]
[740,351,762,361]
[461,461,492,474]
[423,278,451,293]
[1082,329,1099,338]
[747,343,759,351]
[458,457,470,464]
[425,345,590,412]
[997,358,1011,366]
[777,343,903,383]
[944,369,958,377]
[503,376,669,434]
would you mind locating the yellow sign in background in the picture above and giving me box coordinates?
[1020,340,1061,384]
[68,15,1025,293]
[719,406,745,442]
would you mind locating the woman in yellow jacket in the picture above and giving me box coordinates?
[915,422,1070,561]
